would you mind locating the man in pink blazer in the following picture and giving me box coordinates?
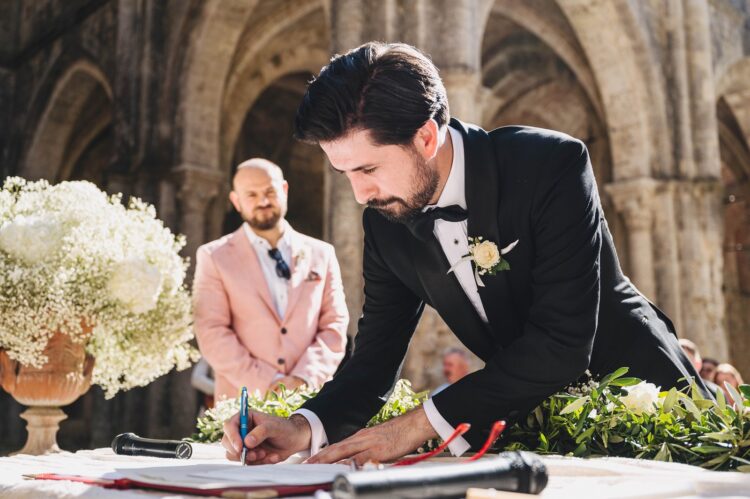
[193,158,349,401]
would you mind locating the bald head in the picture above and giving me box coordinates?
[229,158,288,231]
[233,158,285,190]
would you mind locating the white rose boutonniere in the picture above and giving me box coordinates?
[448,237,518,287]
[293,247,307,267]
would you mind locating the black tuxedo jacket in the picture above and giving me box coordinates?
[301,119,706,448]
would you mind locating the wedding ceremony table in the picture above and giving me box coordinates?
[1,444,750,498]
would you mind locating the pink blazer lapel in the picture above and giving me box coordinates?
[226,228,281,323]
[285,228,310,319]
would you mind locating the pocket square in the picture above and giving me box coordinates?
[305,270,322,281]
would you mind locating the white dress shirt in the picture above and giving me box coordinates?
[296,126,482,456]
[242,221,292,319]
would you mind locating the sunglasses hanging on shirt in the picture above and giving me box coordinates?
[268,248,291,280]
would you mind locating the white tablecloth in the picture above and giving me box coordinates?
[1,446,749,498]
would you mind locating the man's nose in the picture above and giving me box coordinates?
[348,175,376,205]
[258,195,272,206]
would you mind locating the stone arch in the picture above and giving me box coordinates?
[20,59,113,182]
[479,0,604,123]
[493,0,653,179]
[552,0,655,180]
[478,0,612,208]
[221,45,330,174]
[219,2,328,172]
[176,0,260,171]
[177,0,325,172]
[715,56,750,378]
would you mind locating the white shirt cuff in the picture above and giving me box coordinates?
[423,398,471,457]
[292,408,328,455]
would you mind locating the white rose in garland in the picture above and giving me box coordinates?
[0,177,197,398]
[620,381,661,415]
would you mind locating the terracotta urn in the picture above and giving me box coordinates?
[0,329,95,455]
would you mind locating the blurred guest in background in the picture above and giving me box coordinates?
[715,363,745,402]
[678,338,719,395]
[432,347,472,395]
[678,338,702,372]
[700,357,719,382]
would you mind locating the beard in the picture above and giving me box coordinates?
[243,205,282,231]
[366,149,439,224]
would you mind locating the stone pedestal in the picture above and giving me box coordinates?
[15,408,68,456]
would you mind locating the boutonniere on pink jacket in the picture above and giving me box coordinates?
[305,270,322,282]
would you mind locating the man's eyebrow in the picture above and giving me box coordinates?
[328,163,376,174]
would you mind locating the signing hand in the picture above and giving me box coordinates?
[222,411,312,465]
[305,406,438,467]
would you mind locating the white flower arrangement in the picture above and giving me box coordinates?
[0,177,198,397]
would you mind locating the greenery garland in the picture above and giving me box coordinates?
[504,367,750,471]
[191,379,429,444]
[191,369,750,472]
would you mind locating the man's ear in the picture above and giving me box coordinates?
[282,181,289,196]
[229,191,241,212]
[413,119,441,160]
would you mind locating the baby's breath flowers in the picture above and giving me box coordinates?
[0,177,198,398]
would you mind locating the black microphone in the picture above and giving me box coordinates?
[111,432,193,459]
[331,451,548,498]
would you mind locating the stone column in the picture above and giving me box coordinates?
[173,164,224,277]
[605,178,658,301]
[672,179,728,360]
[651,181,683,333]
[685,0,721,179]
[442,70,482,124]
[325,0,378,336]
[171,164,223,434]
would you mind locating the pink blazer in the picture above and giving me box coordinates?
[193,226,349,400]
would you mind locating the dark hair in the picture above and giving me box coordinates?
[294,42,449,146]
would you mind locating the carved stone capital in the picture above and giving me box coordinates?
[604,178,660,232]
[172,164,225,214]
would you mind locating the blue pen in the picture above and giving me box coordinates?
[240,386,249,466]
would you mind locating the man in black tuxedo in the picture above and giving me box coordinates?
[221,42,707,465]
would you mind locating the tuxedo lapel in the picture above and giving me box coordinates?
[407,224,495,357]
[228,229,281,323]
[453,119,519,342]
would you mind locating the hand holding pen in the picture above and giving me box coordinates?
[221,394,313,465]
[240,386,249,466]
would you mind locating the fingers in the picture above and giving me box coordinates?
[245,448,266,463]
[222,412,242,455]
[245,419,269,448]
[306,436,368,464]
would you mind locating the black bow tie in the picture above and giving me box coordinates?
[405,205,468,242]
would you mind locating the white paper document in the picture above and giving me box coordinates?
[114,463,350,490]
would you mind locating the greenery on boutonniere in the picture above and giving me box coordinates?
[502,367,750,472]
[190,379,430,444]
[448,237,518,286]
